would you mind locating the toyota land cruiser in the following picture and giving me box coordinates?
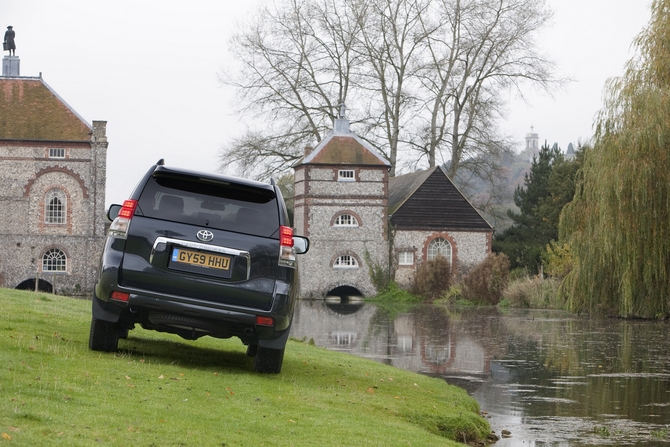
[89,159,308,373]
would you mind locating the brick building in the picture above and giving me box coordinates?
[294,112,492,298]
[0,59,107,294]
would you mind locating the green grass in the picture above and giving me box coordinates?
[0,288,489,446]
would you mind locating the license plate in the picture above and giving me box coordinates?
[171,248,231,271]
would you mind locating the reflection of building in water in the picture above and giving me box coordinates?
[330,331,357,346]
[291,301,491,378]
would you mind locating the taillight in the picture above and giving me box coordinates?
[256,316,274,327]
[111,291,130,302]
[279,226,294,247]
[118,200,138,219]
[108,199,138,239]
[278,226,297,268]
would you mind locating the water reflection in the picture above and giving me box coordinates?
[290,301,670,446]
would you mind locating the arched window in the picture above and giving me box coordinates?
[427,238,452,262]
[333,255,358,269]
[334,213,359,227]
[45,189,66,224]
[43,248,67,272]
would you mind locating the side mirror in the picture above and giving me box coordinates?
[293,236,309,254]
[107,204,122,221]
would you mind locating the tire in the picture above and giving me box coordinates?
[89,316,119,352]
[253,346,285,374]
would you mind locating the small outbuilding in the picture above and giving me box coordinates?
[389,166,493,287]
[293,110,493,298]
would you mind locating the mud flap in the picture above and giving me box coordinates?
[258,326,291,350]
[91,293,122,323]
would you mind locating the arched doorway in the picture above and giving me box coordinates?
[15,278,54,293]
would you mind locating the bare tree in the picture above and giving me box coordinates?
[350,0,435,176]
[221,0,362,179]
[221,0,560,210]
[413,0,556,176]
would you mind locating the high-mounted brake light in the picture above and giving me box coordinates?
[278,226,297,268]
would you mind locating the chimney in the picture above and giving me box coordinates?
[304,144,314,157]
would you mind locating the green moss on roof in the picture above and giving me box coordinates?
[0,78,91,141]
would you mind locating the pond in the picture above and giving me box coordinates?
[289,300,670,446]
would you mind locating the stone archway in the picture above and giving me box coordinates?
[324,285,365,315]
[15,278,53,293]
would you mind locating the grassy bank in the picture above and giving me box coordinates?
[0,288,489,446]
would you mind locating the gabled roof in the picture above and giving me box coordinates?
[0,76,92,141]
[298,118,390,167]
[388,167,435,214]
[389,166,492,231]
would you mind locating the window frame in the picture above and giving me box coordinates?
[45,188,67,225]
[337,169,355,182]
[427,238,452,262]
[334,213,359,227]
[398,251,414,266]
[49,148,65,159]
[333,255,359,269]
[42,248,67,272]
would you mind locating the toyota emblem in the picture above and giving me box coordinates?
[196,229,214,242]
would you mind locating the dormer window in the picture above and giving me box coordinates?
[338,169,355,182]
[49,148,65,159]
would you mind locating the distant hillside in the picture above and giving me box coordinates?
[443,146,540,231]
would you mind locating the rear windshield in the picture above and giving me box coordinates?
[136,175,280,238]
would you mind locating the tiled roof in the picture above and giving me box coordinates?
[309,135,389,165]
[0,77,91,141]
[298,118,390,167]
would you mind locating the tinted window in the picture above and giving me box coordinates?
[137,176,279,237]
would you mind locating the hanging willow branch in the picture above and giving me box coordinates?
[559,0,670,318]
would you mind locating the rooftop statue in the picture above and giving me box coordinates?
[4,26,16,56]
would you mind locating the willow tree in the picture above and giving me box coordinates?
[559,0,670,318]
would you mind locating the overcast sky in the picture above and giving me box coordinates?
[3,0,652,207]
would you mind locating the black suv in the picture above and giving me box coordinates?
[89,160,308,373]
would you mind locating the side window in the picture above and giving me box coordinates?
[45,188,66,224]
[334,213,359,227]
[427,238,452,262]
[338,169,355,182]
[43,248,67,272]
[398,251,414,266]
[333,255,359,269]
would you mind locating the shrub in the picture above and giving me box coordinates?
[365,250,390,292]
[502,274,563,308]
[410,256,452,300]
[461,253,510,305]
